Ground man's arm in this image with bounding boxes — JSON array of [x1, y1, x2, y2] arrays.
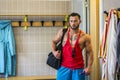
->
[[84, 34, 94, 75], [51, 29, 63, 59]]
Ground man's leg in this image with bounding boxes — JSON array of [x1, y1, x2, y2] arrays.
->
[[56, 66, 72, 80], [72, 68, 85, 80]]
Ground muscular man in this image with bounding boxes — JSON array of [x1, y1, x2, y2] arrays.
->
[[51, 12, 93, 80]]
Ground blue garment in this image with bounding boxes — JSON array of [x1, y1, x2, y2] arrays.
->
[[117, 21, 120, 68], [0, 20, 16, 77], [57, 66, 85, 80]]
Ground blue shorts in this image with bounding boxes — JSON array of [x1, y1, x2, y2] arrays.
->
[[56, 66, 85, 80]]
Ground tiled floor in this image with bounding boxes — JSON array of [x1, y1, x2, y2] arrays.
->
[[0, 76, 56, 80]]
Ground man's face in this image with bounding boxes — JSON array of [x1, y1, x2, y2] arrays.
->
[[69, 16, 81, 30]]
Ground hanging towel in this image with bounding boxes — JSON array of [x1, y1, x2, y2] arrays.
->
[[106, 9, 117, 80], [0, 20, 16, 77]]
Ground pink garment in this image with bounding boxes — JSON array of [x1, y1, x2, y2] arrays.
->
[[101, 17, 109, 80], [100, 21, 108, 58]]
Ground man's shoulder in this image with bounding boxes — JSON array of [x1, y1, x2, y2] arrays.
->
[[80, 30, 86, 37], [80, 31, 91, 40], [57, 28, 68, 38]]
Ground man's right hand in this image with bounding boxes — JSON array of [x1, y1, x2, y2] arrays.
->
[[53, 50, 61, 59]]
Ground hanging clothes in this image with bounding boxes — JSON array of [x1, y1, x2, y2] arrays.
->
[[101, 20, 108, 80], [100, 20, 108, 58], [116, 19, 120, 68], [105, 9, 118, 80], [0, 20, 16, 77], [100, 10, 111, 80]]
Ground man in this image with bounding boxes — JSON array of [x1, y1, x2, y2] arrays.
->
[[51, 12, 93, 80]]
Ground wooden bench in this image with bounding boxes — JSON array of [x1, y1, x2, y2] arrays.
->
[[0, 75, 56, 80]]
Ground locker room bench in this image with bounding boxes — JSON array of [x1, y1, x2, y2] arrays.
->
[[0, 75, 56, 80]]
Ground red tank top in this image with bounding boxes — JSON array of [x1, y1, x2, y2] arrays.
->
[[61, 29, 84, 69]]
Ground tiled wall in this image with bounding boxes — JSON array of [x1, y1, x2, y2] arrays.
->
[[14, 27, 62, 76], [0, 0, 71, 15], [103, 0, 120, 11], [0, 0, 71, 76]]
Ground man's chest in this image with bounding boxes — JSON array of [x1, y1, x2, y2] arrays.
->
[[62, 34, 86, 48]]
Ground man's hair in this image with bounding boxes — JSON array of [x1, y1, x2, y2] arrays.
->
[[68, 12, 81, 20]]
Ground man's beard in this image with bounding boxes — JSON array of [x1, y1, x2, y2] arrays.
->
[[70, 25, 79, 30]]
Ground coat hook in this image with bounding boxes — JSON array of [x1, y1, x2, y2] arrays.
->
[[30, 21, 33, 26], [52, 21, 55, 26], [41, 21, 44, 26], [24, 15, 28, 30], [19, 21, 21, 26]]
